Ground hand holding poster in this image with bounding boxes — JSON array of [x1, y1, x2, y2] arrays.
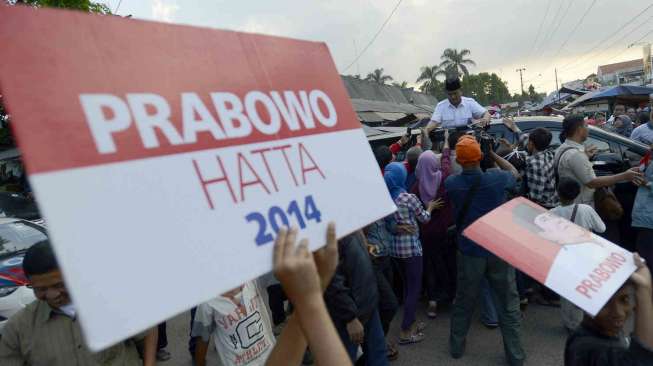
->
[[463, 197, 636, 317], [0, 6, 396, 350]]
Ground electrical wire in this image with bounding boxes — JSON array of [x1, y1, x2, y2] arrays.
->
[[539, 0, 574, 56], [558, 3, 653, 71], [342, 0, 403, 73], [114, 0, 123, 14], [528, 0, 554, 59], [561, 13, 653, 73], [533, 0, 565, 55], [552, 0, 598, 59]]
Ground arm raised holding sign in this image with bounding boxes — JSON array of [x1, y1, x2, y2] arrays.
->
[[266, 223, 352, 366]]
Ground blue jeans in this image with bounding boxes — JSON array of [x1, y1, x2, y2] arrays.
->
[[337, 310, 388, 366], [480, 279, 498, 325]]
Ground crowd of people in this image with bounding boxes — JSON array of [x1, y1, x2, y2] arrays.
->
[[1, 78, 653, 366]]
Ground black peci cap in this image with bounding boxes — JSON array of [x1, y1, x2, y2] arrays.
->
[[445, 77, 461, 92]]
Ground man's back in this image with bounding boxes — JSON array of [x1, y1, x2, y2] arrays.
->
[[445, 168, 516, 257]]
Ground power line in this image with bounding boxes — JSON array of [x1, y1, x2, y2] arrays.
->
[[534, 0, 565, 55], [114, 0, 124, 14], [552, 0, 598, 59], [539, 0, 574, 56], [561, 13, 653, 73], [602, 28, 653, 64], [558, 3, 653, 71], [528, 0, 554, 59], [342, 0, 404, 73]]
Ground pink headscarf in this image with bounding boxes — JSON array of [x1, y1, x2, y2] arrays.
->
[[416, 150, 442, 203]]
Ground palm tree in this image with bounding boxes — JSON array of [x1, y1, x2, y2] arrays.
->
[[416, 65, 446, 94], [392, 81, 409, 88], [439, 48, 476, 78], [365, 68, 393, 85]]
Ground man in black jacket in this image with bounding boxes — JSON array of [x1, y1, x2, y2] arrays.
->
[[325, 231, 388, 366]]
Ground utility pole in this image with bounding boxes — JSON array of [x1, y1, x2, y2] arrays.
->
[[555, 68, 560, 102], [516, 68, 526, 95]]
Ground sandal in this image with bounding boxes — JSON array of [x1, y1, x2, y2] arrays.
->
[[416, 321, 427, 332], [427, 302, 437, 318], [386, 343, 399, 361], [398, 332, 425, 345]]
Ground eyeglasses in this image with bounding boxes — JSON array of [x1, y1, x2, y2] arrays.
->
[[26, 282, 66, 295]]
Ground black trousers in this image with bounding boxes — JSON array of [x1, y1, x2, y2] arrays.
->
[[372, 255, 398, 336], [423, 233, 457, 303], [157, 322, 167, 349]]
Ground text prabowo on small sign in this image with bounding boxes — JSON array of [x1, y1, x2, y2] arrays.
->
[[0, 6, 395, 350]]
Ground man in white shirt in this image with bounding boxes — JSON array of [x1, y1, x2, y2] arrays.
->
[[425, 77, 490, 134]]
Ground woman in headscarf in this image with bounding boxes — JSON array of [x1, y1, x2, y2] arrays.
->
[[384, 162, 439, 345], [411, 130, 454, 319], [613, 115, 633, 137]]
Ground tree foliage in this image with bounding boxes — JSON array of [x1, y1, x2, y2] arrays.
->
[[13, 0, 111, 14], [365, 68, 393, 85], [460, 73, 511, 106], [416, 65, 446, 95], [440, 48, 476, 78], [392, 81, 408, 88]]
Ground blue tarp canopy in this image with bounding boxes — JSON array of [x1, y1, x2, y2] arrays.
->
[[565, 85, 653, 109]]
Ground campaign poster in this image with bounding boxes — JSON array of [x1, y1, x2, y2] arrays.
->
[[464, 197, 636, 317], [0, 6, 396, 350]]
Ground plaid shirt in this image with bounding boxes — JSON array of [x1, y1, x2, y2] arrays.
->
[[526, 148, 559, 208], [392, 192, 430, 258]]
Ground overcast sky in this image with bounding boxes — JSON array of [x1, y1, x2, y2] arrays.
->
[[102, 0, 653, 95]]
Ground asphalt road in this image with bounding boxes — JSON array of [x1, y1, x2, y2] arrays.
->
[[161, 300, 567, 366]]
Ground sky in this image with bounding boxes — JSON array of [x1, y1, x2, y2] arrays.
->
[[101, 0, 653, 95]]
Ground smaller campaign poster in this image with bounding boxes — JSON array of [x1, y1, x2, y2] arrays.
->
[[464, 197, 636, 317]]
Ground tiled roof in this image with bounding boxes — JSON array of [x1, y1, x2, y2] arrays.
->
[[598, 59, 645, 75]]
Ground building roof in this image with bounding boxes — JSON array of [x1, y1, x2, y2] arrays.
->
[[598, 59, 644, 75]]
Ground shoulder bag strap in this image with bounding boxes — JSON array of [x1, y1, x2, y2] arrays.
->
[[554, 147, 579, 186], [570, 204, 579, 223], [456, 174, 482, 230]]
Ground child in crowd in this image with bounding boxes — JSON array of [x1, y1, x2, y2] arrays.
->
[[564, 253, 653, 365], [192, 280, 276, 366], [550, 177, 606, 332]]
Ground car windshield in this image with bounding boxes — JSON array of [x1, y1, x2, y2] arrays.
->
[[0, 221, 47, 256]]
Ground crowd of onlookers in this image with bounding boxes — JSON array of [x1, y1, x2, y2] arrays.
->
[[1, 110, 653, 366]]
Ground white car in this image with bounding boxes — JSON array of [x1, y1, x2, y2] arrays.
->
[[0, 218, 47, 334]]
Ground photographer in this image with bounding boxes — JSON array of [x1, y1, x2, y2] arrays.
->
[[425, 77, 491, 134], [445, 135, 524, 365]]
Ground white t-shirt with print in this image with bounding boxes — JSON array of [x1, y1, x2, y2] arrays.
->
[[550, 204, 606, 233], [192, 280, 275, 366]]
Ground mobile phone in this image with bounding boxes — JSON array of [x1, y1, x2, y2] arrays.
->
[[406, 126, 412, 136]]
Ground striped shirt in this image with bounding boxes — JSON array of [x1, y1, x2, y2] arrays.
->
[[0, 300, 143, 366], [392, 192, 431, 258]]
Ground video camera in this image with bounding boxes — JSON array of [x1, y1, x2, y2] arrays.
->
[[429, 119, 496, 157]]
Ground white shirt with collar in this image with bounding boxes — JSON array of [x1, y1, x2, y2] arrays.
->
[[428, 96, 487, 129]]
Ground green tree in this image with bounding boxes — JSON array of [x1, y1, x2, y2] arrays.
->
[[460, 72, 511, 106], [527, 84, 543, 103], [13, 0, 111, 13], [416, 65, 446, 95], [392, 81, 408, 88], [365, 68, 393, 85], [439, 48, 476, 78]]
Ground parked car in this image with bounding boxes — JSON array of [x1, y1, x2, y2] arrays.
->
[[0, 218, 47, 334], [487, 116, 650, 251], [0, 192, 41, 221], [486, 116, 650, 174]]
